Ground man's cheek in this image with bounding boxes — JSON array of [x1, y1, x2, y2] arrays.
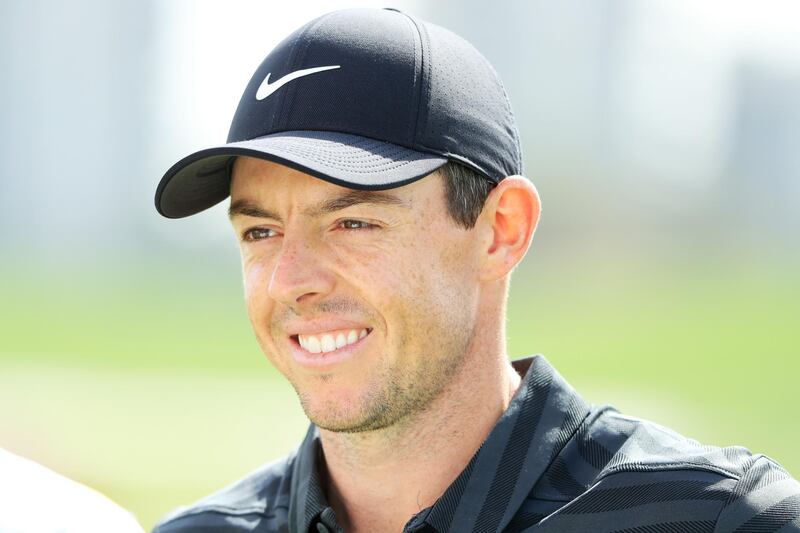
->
[[243, 261, 269, 302], [243, 263, 282, 362], [243, 262, 274, 332]]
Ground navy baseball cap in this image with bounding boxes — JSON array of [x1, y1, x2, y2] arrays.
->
[[155, 7, 522, 219]]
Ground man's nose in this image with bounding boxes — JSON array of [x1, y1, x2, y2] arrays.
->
[[267, 235, 335, 307]]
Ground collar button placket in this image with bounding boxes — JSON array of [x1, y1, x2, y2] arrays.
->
[[315, 506, 342, 533]]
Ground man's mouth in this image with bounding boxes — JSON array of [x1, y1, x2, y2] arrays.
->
[[293, 328, 372, 354]]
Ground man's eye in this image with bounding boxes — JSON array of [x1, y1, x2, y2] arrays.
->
[[242, 221, 375, 241], [243, 228, 277, 241], [339, 220, 376, 230]]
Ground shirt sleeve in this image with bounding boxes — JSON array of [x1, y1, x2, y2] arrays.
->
[[714, 455, 800, 532]]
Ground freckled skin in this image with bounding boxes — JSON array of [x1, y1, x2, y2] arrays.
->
[[230, 156, 483, 433]]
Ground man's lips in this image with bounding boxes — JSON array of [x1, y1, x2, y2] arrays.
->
[[293, 327, 372, 354], [285, 318, 372, 337], [288, 327, 373, 369]]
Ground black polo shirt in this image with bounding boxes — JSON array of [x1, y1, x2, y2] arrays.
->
[[153, 355, 800, 532]]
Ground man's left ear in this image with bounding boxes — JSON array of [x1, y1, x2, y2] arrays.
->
[[478, 175, 541, 281]]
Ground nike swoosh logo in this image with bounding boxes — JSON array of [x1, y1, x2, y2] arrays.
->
[[255, 65, 341, 101]]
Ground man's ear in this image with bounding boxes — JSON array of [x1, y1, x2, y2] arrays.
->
[[477, 176, 541, 282]]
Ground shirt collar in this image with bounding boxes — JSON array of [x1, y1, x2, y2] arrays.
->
[[287, 355, 590, 533], [288, 424, 331, 533]]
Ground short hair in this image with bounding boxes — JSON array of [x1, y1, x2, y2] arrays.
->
[[438, 160, 496, 229]]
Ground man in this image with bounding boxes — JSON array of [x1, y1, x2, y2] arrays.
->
[[0, 447, 145, 532], [152, 8, 800, 533]]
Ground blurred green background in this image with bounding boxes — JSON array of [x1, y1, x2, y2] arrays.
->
[[1, 0, 798, 530]]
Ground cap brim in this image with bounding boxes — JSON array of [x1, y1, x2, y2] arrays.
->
[[154, 130, 448, 219]]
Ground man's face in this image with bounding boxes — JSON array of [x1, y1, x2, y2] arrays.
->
[[229, 157, 483, 433]]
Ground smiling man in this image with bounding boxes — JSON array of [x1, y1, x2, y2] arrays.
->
[[152, 8, 800, 533], [227, 157, 527, 441]]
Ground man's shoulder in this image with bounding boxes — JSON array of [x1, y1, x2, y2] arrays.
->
[[598, 409, 800, 531], [592, 407, 765, 479], [524, 406, 800, 531], [152, 452, 295, 533]]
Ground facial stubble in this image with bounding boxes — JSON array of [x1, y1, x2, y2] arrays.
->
[[293, 316, 475, 434]]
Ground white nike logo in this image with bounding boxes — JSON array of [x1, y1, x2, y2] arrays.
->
[[255, 65, 341, 101]]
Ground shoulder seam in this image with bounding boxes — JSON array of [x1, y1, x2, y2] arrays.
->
[[709, 456, 770, 532], [597, 461, 742, 483]]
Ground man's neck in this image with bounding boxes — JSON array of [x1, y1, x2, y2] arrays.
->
[[318, 347, 522, 533]]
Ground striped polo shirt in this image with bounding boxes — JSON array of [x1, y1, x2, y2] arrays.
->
[[153, 355, 800, 533]]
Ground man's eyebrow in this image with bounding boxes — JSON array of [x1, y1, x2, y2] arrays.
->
[[228, 200, 283, 222], [304, 190, 410, 217], [228, 190, 410, 222]]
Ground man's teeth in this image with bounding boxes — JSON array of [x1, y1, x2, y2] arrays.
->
[[298, 329, 369, 354]]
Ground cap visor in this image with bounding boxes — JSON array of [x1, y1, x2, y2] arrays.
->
[[155, 130, 448, 218]]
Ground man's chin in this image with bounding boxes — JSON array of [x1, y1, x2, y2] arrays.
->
[[311, 414, 398, 434], [297, 392, 400, 434]]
